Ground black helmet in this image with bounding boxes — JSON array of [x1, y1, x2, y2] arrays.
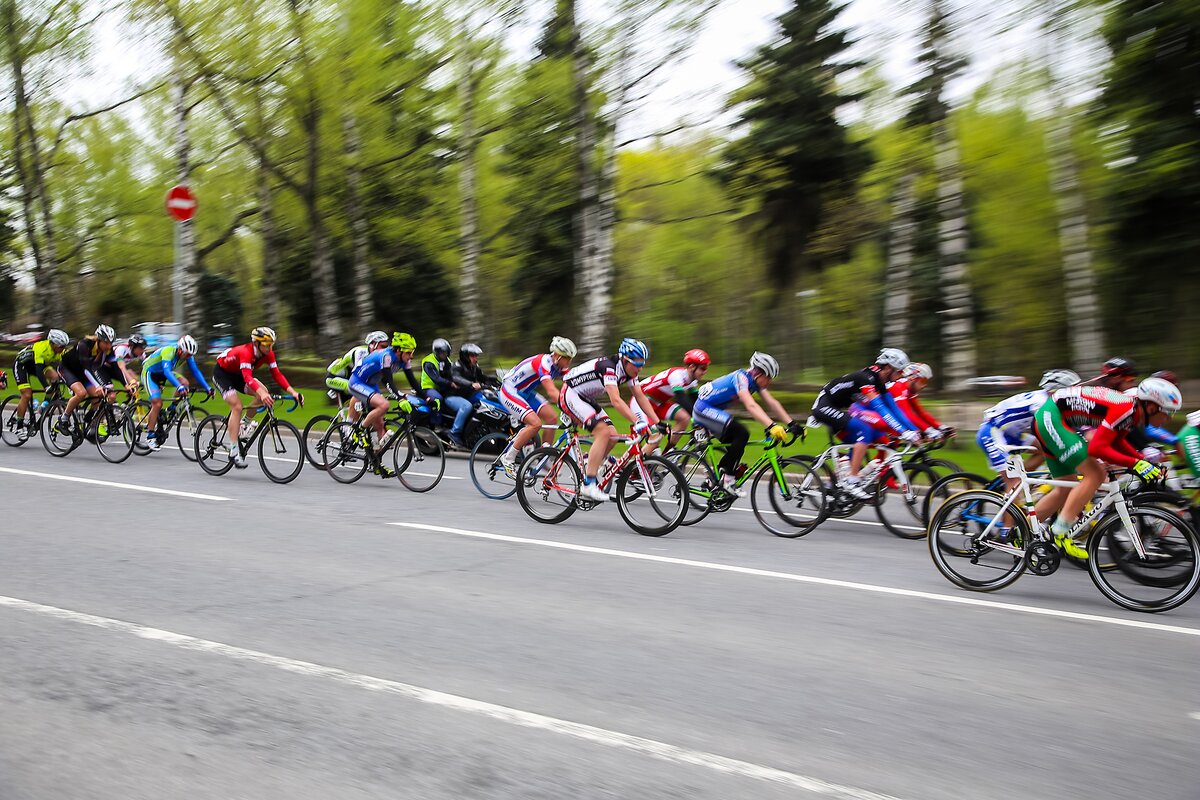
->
[[128, 333, 148, 348], [1102, 356, 1137, 377]]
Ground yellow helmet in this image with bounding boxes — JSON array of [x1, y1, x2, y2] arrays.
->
[[250, 326, 277, 347]]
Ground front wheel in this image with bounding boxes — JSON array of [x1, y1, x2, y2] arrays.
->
[[95, 404, 136, 464], [194, 414, 235, 476], [1, 395, 35, 447], [614, 455, 688, 536], [258, 419, 305, 483], [873, 463, 936, 539], [515, 446, 579, 524], [927, 489, 1028, 591], [1087, 505, 1200, 613], [322, 422, 369, 483], [175, 404, 207, 462], [302, 414, 337, 471], [662, 448, 716, 526], [40, 400, 76, 457], [750, 456, 827, 537], [395, 425, 445, 492], [469, 431, 517, 500]]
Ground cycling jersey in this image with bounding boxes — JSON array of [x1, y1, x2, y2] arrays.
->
[[14, 340, 63, 390], [563, 356, 632, 401], [812, 367, 916, 435], [1178, 420, 1200, 479], [112, 343, 144, 366], [348, 348, 401, 401], [503, 354, 561, 393], [641, 366, 697, 404], [1033, 386, 1143, 476], [977, 390, 1048, 470], [889, 378, 941, 431], [60, 336, 115, 387], [143, 345, 211, 393], [696, 369, 757, 409], [215, 343, 291, 393], [327, 346, 368, 378]]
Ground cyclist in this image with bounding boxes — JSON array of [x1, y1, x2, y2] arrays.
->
[[810, 348, 921, 499], [1127, 369, 1181, 461], [142, 335, 214, 450], [693, 352, 795, 495], [55, 324, 119, 435], [976, 369, 1080, 490], [346, 335, 412, 477], [420, 338, 455, 432], [1032, 376, 1182, 559], [447, 343, 500, 449], [1175, 410, 1200, 489], [391, 333, 422, 394], [213, 327, 303, 468], [639, 349, 709, 449], [561, 338, 664, 503], [11, 328, 70, 436], [1083, 356, 1138, 391], [497, 336, 577, 477], [888, 362, 952, 441], [326, 331, 390, 424], [105, 333, 148, 394]]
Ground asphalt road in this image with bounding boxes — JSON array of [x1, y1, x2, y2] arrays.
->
[[2, 437, 1198, 800]]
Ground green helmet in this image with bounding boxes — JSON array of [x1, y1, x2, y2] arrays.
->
[[392, 332, 416, 350]]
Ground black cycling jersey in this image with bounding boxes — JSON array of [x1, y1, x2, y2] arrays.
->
[[813, 368, 887, 410], [563, 356, 631, 400]]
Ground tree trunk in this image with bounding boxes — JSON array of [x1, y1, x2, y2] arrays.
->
[[591, 119, 617, 345], [882, 172, 918, 348], [934, 124, 975, 387], [457, 31, 484, 345], [171, 54, 200, 335], [257, 158, 279, 327], [1046, 111, 1103, 372], [303, 97, 341, 341], [343, 109, 372, 330], [571, 0, 606, 353]]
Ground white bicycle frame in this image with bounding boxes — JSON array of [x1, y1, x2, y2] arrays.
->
[[811, 440, 920, 500]]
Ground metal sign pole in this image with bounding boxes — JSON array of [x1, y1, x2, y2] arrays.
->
[[173, 222, 183, 324]]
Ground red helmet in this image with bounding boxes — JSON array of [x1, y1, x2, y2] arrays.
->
[[1151, 369, 1179, 387], [684, 349, 711, 367]]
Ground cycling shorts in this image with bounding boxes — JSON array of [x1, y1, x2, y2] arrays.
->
[[812, 403, 878, 444], [649, 398, 685, 423], [976, 425, 1031, 471], [835, 409, 890, 445], [60, 364, 99, 390], [692, 400, 732, 438], [325, 376, 351, 403], [213, 366, 247, 397], [13, 355, 49, 392], [1031, 398, 1088, 478], [500, 385, 545, 422], [559, 387, 611, 431], [348, 376, 379, 406]]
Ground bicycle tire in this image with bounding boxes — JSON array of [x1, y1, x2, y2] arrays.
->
[[874, 462, 936, 539], [40, 400, 76, 457], [614, 454, 688, 536], [927, 489, 1028, 591], [516, 446, 580, 524], [322, 422, 369, 483], [195, 414, 235, 476], [469, 432, 517, 500], [662, 448, 716, 526], [922, 472, 991, 527], [302, 414, 337, 471], [1087, 505, 1200, 612], [258, 419, 305, 484], [175, 404, 207, 462], [95, 403, 136, 464], [395, 425, 445, 493], [130, 400, 155, 456], [750, 455, 827, 538], [1, 395, 35, 447]]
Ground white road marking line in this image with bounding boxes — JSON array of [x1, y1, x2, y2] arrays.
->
[[392, 523, 1200, 639], [0, 465, 231, 502], [0, 596, 909, 800], [726, 505, 924, 532], [1190, 712, 1200, 721]]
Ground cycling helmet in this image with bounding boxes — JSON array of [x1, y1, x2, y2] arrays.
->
[[432, 338, 451, 358], [1039, 369, 1080, 392], [549, 336, 577, 358], [903, 362, 933, 381], [392, 332, 416, 350], [684, 349, 711, 367], [251, 326, 276, 347], [47, 329, 70, 347], [749, 351, 780, 379], [1102, 356, 1137, 377], [177, 335, 197, 356], [1150, 369, 1179, 387], [460, 342, 483, 358], [1188, 410, 1200, 429], [365, 330, 388, 347], [875, 347, 909, 369], [1136, 377, 1182, 413], [95, 324, 115, 342], [618, 338, 650, 364], [128, 333, 148, 348]]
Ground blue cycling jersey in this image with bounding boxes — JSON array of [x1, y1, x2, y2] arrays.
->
[[144, 345, 212, 392], [350, 348, 399, 388], [697, 369, 758, 409]]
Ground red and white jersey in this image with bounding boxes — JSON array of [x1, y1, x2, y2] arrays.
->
[[502, 353, 561, 394], [639, 366, 695, 405], [216, 342, 291, 393]]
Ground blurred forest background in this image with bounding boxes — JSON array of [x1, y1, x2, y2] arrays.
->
[[1, 0, 1196, 386]]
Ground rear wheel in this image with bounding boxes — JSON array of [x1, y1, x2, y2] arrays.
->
[[175, 404, 207, 462], [130, 400, 154, 456], [469, 432, 517, 500], [258, 419, 304, 483], [614, 455, 688, 536], [195, 414, 235, 476], [516, 446, 579, 524], [662, 449, 716, 526], [303, 414, 337, 470], [927, 490, 1027, 591], [922, 472, 991, 527], [1, 395, 35, 447]]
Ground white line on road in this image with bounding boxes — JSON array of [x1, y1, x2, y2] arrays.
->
[[0, 465, 231, 502], [392, 523, 1200, 639], [1190, 712, 1200, 721], [726, 505, 923, 532], [0, 595, 909, 800]]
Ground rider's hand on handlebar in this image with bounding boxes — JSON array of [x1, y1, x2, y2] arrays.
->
[[632, 421, 651, 437], [923, 426, 943, 441], [900, 429, 921, 445], [766, 423, 787, 443], [1131, 459, 1162, 482]]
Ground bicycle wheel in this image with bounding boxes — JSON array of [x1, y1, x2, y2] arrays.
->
[[750, 456, 827, 537], [194, 414, 235, 476], [469, 432, 517, 500], [927, 489, 1028, 591], [40, 401, 77, 457], [516, 446, 580, 524], [257, 419, 304, 484], [874, 463, 937, 539], [1, 395, 36, 447], [321, 422, 369, 483], [1088, 506, 1200, 612], [662, 449, 715, 526], [129, 400, 154, 456], [924, 457, 961, 475], [95, 404, 136, 464], [922, 472, 990, 527], [302, 414, 337, 471], [394, 425, 445, 492], [175, 404, 207, 462], [614, 455, 688, 536]]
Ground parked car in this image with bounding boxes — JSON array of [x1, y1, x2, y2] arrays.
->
[[130, 321, 183, 350], [960, 375, 1028, 397], [207, 336, 233, 356]]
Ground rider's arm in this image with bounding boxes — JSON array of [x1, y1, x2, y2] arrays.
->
[[604, 383, 656, 428], [757, 387, 792, 425], [1145, 424, 1179, 445], [894, 388, 940, 430], [163, 357, 185, 389], [539, 374, 561, 403], [450, 364, 475, 390], [402, 365, 421, 392], [186, 357, 212, 392], [1088, 425, 1141, 469], [265, 357, 292, 393], [672, 386, 697, 413], [737, 388, 775, 428], [867, 392, 919, 433], [629, 382, 660, 426]]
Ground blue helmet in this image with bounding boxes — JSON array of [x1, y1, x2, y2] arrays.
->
[[618, 338, 649, 364]]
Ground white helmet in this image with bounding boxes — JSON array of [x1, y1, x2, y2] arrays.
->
[[94, 324, 115, 342], [549, 336, 577, 358], [876, 348, 909, 369], [1187, 410, 1200, 429], [1136, 377, 1182, 413], [903, 362, 933, 381], [749, 351, 780, 379], [47, 329, 70, 347], [177, 335, 197, 356], [364, 330, 389, 347], [1039, 369, 1080, 392]]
